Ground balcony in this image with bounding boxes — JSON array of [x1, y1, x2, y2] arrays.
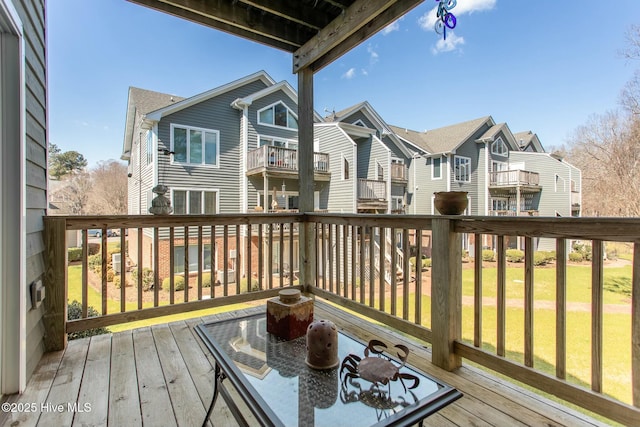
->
[[246, 146, 330, 181], [489, 170, 541, 194], [357, 178, 387, 211], [390, 163, 408, 183], [12, 214, 640, 426]]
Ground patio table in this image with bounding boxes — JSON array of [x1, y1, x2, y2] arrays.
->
[[195, 310, 462, 427]]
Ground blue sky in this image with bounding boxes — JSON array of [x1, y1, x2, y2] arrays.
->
[[48, 0, 640, 167]]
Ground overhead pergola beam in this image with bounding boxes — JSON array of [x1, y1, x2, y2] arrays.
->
[[130, 0, 314, 52], [293, 0, 424, 72]]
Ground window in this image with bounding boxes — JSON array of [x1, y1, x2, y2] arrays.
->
[[555, 174, 566, 192], [173, 189, 218, 214], [146, 131, 153, 165], [259, 136, 298, 150], [454, 156, 471, 182], [432, 157, 441, 179], [171, 124, 219, 166], [377, 161, 384, 180], [391, 196, 404, 212], [174, 244, 212, 274], [353, 119, 366, 127], [258, 102, 298, 129], [492, 198, 509, 211], [342, 156, 350, 180], [491, 137, 508, 156]]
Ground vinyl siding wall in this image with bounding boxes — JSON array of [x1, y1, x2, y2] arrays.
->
[[156, 80, 268, 215], [316, 124, 356, 213], [245, 89, 300, 209]]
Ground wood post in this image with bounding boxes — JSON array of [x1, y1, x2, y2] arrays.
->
[[43, 217, 68, 351], [298, 68, 316, 291], [431, 218, 462, 371]]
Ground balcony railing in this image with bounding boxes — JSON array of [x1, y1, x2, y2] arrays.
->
[[42, 214, 640, 425], [390, 163, 407, 182], [246, 146, 329, 174], [357, 178, 386, 200], [489, 169, 540, 186]]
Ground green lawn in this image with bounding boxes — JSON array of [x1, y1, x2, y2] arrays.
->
[[462, 264, 632, 304], [67, 265, 249, 333]]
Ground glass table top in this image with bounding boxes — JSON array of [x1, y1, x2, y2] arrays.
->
[[196, 312, 461, 427]]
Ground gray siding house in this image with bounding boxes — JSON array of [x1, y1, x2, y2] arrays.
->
[[1, 0, 48, 396], [122, 71, 330, 280]]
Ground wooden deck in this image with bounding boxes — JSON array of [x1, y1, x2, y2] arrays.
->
[[2, 301, 610, 427]]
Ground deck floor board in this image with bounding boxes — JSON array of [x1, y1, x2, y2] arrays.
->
[[1, 301, 609, 427]]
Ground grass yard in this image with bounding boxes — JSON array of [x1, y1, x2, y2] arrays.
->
[[67, 264, 250, 333], [462, 264, 633, 304]]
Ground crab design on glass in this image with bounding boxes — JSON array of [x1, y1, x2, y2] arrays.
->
[[340, 339, 420, 393]]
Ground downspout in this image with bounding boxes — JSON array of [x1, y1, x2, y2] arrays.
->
[[413, 154, 418, 215], [240, 105, 249, 277], [484, 142, 489, 215], [138, 132, 142, 215]]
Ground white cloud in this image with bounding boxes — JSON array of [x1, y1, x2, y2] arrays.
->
[[367, 45, 379, 64], [382, 19, 401, 35], [342, 68, 357, 79], [361, 69, 368, 76], [419, 0, 496, 30], [431, 32, 465, 54]]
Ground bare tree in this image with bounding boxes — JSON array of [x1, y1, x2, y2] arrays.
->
[[566, 111, 640, 216], [57, 172, 92, 215], [620, 25, 640, 116], [87, 160, 128, 215]]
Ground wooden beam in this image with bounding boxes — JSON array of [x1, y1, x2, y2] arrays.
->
[[293, 0, 424, 72], [431, 218, 462, 371], [298, 68, 316, 290], [239, 0, 330, 30], [43, 217, 68, 351], [128, 0, 307, 51]]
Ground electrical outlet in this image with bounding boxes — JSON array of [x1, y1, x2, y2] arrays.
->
[[30, 279, 45, 309]]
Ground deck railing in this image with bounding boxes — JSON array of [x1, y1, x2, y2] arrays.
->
[[43, 214, 640, 425], [489, 169, 540, 186], [357, 178, 386, 200], [390, 163, 407, 181], [246, 146, 330, 173]]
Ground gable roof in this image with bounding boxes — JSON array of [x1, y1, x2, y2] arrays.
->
[[122, 71, 277, 160], [122, 87, 185, 160], [478, 122, 520, 150], [144, 70, 276, 122], [390, 116, 494, 155], [514, 131, 545, 152]]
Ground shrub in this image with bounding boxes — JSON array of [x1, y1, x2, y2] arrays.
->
[[67, 300, 110, 340], [68, 247, 83, 262], [239, 277, 260, 293], [113, 276, 128, 289], [88, 243, 100, 255], [539, 251, 556, 262], [533, 252, 548, 266], [482, 250, 495, 262], [88, 253, 102, 273], [162, 275, 185, 291], [505, 249, 524, 263], [423, 258, 432, 268], [106, 268, 115, 282], [201, 272, 212, 288], [568, 252, 584, 262], [572, 242, 592, 261], [131, 267, 155, 291]]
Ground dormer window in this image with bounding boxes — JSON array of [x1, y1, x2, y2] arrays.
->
[[353, 119, 366, 127], [491, 137, 508, 156], [258, 101, 298, 130]]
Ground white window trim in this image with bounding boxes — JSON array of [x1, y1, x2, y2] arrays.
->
[[342, 154, 350, 180], [376, 160, 384, 181], [173, 242, 214, 274], [145, 130, 154, 167], [171, 187, 220, 214], [352, 119, 367, 127], [491, 137, 508, 156], [431, 156, 442, 180], [257, 135, 298, 149], [491, 160, 507, 172], [454, 155, 471, 182], [257, 101, 298, 130], [170, 123, 220, 168], [0, 0, 26, 394], [555, 174, 566, 192]]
